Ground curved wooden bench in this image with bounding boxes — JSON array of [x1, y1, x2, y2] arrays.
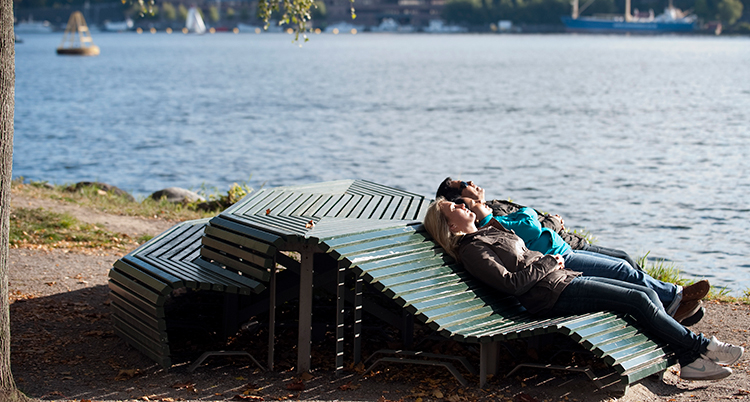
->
[[109, 218, 265, 368]]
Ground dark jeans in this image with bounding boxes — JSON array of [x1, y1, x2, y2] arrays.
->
[[546, 276, 708, 366], [580, 243, 642, 271]]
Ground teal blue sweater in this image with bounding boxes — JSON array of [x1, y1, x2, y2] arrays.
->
[[478, 207, 571, 255]]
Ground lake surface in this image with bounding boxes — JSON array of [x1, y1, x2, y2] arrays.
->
[[13, 32, 750, 294]]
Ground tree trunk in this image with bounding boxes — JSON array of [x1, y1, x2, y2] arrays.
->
[[0, 0, 24, 399]]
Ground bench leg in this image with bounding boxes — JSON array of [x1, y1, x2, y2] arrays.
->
[[480, 342, 498, 388], [268, 260, 277, 371], [335, 261, 346, 376], [297, 248, 314, 373]]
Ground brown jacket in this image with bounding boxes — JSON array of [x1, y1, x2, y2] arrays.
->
[[457, 219, 580, 314]]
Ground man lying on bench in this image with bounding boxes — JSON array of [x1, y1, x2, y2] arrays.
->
[[424, 197, 744, 381], [436, 177, 706, 326]]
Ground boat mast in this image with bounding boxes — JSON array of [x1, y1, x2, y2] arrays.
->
[[625, 0, 633, 21]]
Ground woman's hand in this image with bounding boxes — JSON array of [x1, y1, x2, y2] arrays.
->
[[552, 254, 565, 269]]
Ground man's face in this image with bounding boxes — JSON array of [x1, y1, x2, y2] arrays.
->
[[448, 180, 485, 202]]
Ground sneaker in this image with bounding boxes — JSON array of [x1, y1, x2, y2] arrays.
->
[[704, 336, 744, 365], [673, 300, 701, 322], [680, 357, 733, 380], [680, 306, 705, 326], [682, 280, 710, 302]]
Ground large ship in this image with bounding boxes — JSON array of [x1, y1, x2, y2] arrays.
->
[[561, 0, 698, 33]]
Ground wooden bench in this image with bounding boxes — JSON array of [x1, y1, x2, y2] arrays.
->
[[109, 218, 265, 368], [110, 179, 676, 395]]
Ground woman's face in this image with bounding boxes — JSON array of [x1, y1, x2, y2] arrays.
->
[[439, 200, 475, 232], [462, 197, 492, 216], [448, 180, 485, 201]]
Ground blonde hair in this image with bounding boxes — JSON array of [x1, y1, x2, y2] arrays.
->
[[424, 197, 463, 260]]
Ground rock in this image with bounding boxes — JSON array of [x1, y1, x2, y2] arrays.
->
[[66, 181, 136, 202], [150, 187, 205, 204]]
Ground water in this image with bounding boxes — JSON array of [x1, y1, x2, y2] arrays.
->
[[13, 32, 750, 294]]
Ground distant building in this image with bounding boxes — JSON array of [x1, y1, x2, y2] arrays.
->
[[323, 0, 445, 28]]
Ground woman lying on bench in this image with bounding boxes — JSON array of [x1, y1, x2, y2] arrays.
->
[[424, 197, 744, 381], [436, 178, 706, 326]]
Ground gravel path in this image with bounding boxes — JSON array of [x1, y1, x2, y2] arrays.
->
[[9, 192, 750, 402]]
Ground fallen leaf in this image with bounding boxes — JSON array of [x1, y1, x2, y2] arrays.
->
[[285, 380, 305, 391], [338, 382, 361, 391], [300, 372, 314, 381], [233, 395, 264, 401], [115, 369, 141, 380], [265, 209, 271, 215], [432, 389, 444, 398]]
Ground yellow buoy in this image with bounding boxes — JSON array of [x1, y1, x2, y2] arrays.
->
[[56, 11, 100, 56]]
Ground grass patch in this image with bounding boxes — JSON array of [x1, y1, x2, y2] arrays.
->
[[638, 253, 749, 304], [10, 207, 137, 250], [11, 178, 253, 221]]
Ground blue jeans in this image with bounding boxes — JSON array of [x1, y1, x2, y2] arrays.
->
[[580, 243, 641, 271], [547, 276, 708, 365], [562, 250, 678, 309]]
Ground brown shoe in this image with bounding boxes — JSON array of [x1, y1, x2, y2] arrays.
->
[[682, 280, 710, 302], [674, 300, 702, 322], [680, 306, 705, 326]]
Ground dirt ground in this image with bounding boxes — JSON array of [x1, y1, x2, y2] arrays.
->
[[9, 193, 750, 402]]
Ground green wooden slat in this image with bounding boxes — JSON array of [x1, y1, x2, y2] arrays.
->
[[201, 236, 274, 269], [568, 316, 626, 342], [112, 315, 170, 354], [200, 247, 271, 282], [300, 194, 335, 217], [375, 266, 456, 290], [605, 342, 661, 366], [279, 193, 316, 216], [594, 333, 650, 358], [363, 256, 447, 282], [405, 291, 478, 315], [613, 347, 671, 374], [383, 272, 466, 299], [209, 215, 284, 246], [397, 281, 472, 307], [619, 355, 676, 384], [113, 259, 178, 292], [204, 225, 277, 256], [111, 303, 166, 342], [193, 257, 266, 294], [380, 197, 402, 220], [336, 194, 362, 218], [109, 269, 168, 303], [357, 195, 385, 219], [111, 297, 165, 330], [583, 326, 640, 353], [109, 287, 163, 318], [112, 326, 171, 368], [342, 237, 433, 263], [323, 194, 354, 217], [554, 312, 618, 335], [236, 189, 289, 216], [348, 194, 373, 219], [322, 224, 420, 250], [265, 192, 305, 216], [429, 305, 495, 331]]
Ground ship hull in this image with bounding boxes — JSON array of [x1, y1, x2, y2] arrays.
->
[[561, 16, 696, 33]]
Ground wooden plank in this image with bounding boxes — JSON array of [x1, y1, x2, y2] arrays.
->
[[322, 225, 421, 250], [362, 257, 447, 283], [112, 315, 170, 354], [110, 297, 165, 330], [420, 299, 490, 323], [192, 257, 266, 294], [201, 236, 274, 269], [208, 216, 284, 246], [109, 269, 168, 303], [110, 303, 166, 342], [205, 225, 276, 256], [200, 247, 271, 282], [113, 259, 178, 293], [583, 326, 640, 353], [108, 280, 164, 318], [593, 333, 650, 358], [342, 237, 433, 263], [375, 266, 456, 290], [298, 194, 333, 217], [357, 195, 385, 219], [348, 194, 373, 219], [112, 326, 171, 368]]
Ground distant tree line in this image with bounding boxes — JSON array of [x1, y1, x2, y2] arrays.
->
[[442, 0, 746, 27]]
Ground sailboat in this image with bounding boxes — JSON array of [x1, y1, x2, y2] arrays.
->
[[56, 11, 100, 56], [185, 7, 207, 34]]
